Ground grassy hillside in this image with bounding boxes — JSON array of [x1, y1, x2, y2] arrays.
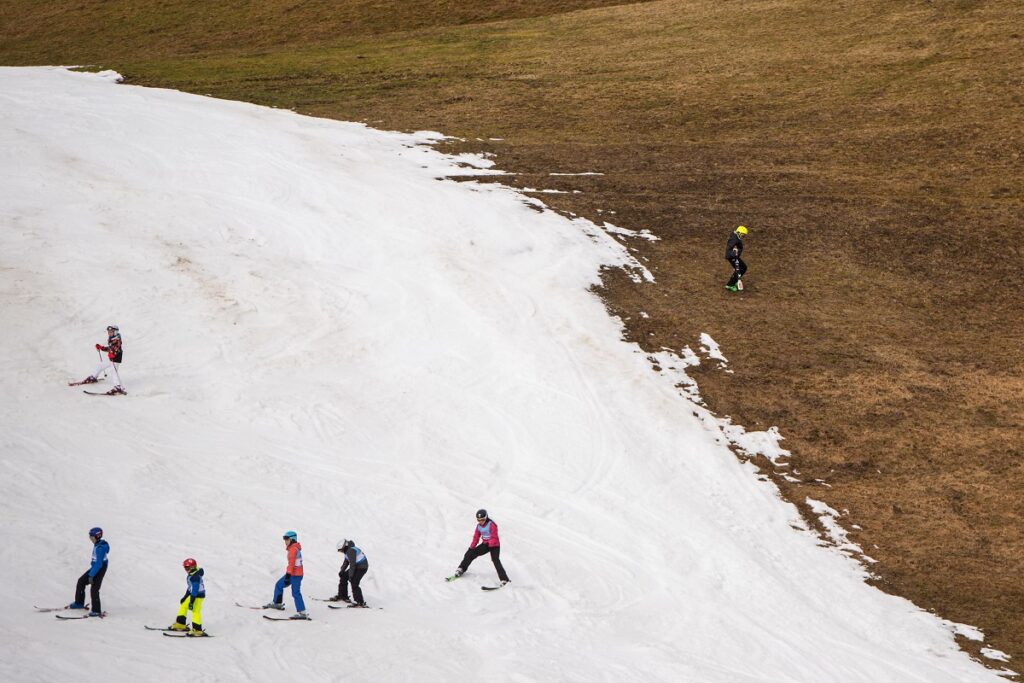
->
[[3, 0, 1022, 667]]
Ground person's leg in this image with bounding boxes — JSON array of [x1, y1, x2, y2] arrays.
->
[[190, 597, 204, 631], [272, 574, 289, 604], [92, 360, 111, 380], [458, 545, 490, 573], [727, 258, 742, 287], [351, 565, 367, 604], [290, 575, 305, 612], [73, 571, 90, 607], [336, 570, 351, 601], [489, 547, 510, 582], [89, 564, 106, 613], [738, 259, 747, 278]]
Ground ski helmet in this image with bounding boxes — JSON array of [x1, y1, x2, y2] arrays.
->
[[106, 325, 119, 332], [283, 530, 298, 541], [735, 225, 749, 236], [337, 539, 353, 551], [88, 527, 103, 539], [183, 558, 197, 571], [476, 509, 488, 521]]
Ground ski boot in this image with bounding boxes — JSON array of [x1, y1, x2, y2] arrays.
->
[[190, 624, 209, 637], [500, 579, 510, 587], [347, 602, 368, 609], [289, 611, 310, 620], [725, 284, 739, 292], [82, 376, 99, 384], [107, 386, 127, 396], [67, 602, 87, 610], [262, 602, 285, 610], [170, 616, 188, 631], [88, 611, 103, 618], [327, 595, 351, 603]]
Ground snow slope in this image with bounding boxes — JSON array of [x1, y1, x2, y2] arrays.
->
[[0, 67, 1005, 682]]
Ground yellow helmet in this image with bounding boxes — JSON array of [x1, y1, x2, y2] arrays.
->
[[735, 225, 749, 235]]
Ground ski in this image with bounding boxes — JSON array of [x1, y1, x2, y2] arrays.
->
[[84, 389, 126, 396], [163, 632, 213, 638], [68, 380, 98, 387], [313, 597, 349, 603], [481, 584, 508, 591], [263, 615, 311, 621], [56, 612, 105, 620], [234, 602, 271, 610], [445, 575, 461, 582], [144, 625, 179, 631], [35, 605, 87, 613], [327, 603, 381, 610]]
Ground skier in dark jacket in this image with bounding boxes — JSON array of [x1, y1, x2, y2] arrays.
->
[[329, 539, 369, 607], [74, 325, 126, 394], [725, 225, 749, 292], [69, 527, 109, 616], [450, 509, 510, 585]]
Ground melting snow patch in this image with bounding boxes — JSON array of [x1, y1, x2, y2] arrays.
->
[[806, 498, 866, 554], [699, 333, 729, 367], [602, 222, 660, 241], [982, 649, 1012, 663]]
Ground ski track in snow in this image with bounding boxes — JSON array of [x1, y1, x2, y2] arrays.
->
[[0, 67, 1007, 682]]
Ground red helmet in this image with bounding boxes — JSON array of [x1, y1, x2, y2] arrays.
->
[[183, 558, 197, 571]]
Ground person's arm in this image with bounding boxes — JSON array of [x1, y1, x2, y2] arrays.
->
[[88, 542, 108, 577], [490, 522, 500, 546], [470, 527, 481, 548], [345, 548, 358, 578], [286, 544, 297, 575]]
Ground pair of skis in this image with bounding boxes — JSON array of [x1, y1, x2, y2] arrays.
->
[[444, 575, 507, 591], [35, 604, 104, 620], [234, 602, 311, 621], [144, 625, 212, 638], [67, 379, 126, 396]]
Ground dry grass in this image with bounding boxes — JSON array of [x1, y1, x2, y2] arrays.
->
[[3, 0, 1023, 667]]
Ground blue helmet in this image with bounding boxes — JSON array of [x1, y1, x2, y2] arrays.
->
[[282, 530, 297, 540], [89, 527, 103, 539]]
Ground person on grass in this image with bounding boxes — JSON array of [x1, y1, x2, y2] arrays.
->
[[725, 225, 749, 292]]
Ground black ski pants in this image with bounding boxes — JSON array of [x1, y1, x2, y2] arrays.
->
[[459, 544, 509, 582], [726, 256, 747, 286], [75, 563, 107, 613], [338, 564, 369, 604]]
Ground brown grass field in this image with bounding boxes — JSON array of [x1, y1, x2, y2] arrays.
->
[[3, 0, 1022, 668]]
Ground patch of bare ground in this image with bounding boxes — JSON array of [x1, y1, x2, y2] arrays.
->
[[3, 0, 1022, 668]]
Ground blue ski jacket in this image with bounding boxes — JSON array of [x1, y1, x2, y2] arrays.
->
[[89, 539, 110, 577], [184, 568, 206, 599]]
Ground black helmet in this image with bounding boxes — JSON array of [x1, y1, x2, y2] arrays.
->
[[476, 509, 488, 521]]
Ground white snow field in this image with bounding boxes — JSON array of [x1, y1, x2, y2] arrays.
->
[[0, 67, 1006, 682]]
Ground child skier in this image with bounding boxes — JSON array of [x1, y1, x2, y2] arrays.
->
[[73, 325, 126, 394], [449, 509, 510, 585], [169, 558, 208, 636], [264, 531, 308, 619], [68, 527, 109, 617], [725, 225, 749, 292], [329, 539, 369, 607]]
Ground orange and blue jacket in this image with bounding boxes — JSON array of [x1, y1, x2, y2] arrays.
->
[[286, 541, 304, 576]]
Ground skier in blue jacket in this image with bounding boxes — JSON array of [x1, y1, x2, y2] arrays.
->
[[69, 527, 109, 616]]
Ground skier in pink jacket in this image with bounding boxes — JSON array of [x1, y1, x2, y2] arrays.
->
[[449, 509, 509, 585]]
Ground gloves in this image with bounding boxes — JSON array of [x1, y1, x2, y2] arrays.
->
[[95, 344, 103, 350], [107, 352, 114, 360]]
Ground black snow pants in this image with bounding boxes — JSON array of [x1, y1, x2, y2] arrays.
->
[[338, 564, 369, 604], [726, 256, 747, 287], [459, 544, 509, 582], [75, 563, 107, 613]]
